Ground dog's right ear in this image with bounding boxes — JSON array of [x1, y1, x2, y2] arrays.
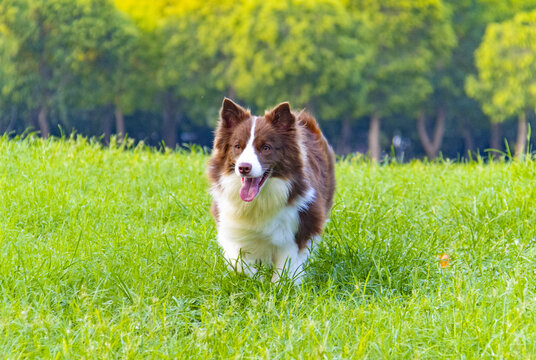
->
[[220, 98, 249, 128]]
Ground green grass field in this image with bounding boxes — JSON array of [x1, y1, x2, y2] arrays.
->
[[1, 136, 535, 358]]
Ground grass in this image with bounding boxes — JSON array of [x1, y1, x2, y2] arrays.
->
[[0, 135, 535, 358]]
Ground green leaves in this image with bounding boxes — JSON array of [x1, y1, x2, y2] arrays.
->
[[67, 0, 142, 112], [156, 1, 229, 121], [356, 0, 456, 118], [225, 0, 365, 119], [0, 0, 534, 157], [0, 0, 143, 136], [466, 10, 536, 122]]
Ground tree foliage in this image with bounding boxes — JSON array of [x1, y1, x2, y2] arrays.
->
[[352, 0, 455, 118], [0, 0, 534, 158], [466, 10, 536, 157], [223, 0, 367, 121], [467, 10, 536, 121], [348, 0, 456, 160], [0, 0, 141, 138], [0, 0, 79, 136]]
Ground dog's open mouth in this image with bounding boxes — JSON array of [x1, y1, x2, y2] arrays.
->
[[240, 169, 271, 202]]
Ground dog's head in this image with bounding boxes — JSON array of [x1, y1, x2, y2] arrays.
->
[[209, 98, 302, 202]]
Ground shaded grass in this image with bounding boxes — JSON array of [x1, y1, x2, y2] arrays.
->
[[0, 136, 535, 358]]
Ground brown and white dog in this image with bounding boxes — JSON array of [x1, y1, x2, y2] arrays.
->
[[208, 98, 335, 283]]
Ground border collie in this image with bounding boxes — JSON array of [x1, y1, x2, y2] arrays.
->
[[208, 98, 335, 283]]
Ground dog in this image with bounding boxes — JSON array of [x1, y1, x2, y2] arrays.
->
[[208, 98, 335, 283]]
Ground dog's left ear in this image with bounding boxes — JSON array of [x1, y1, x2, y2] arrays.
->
[[267, 102, 295, 130]]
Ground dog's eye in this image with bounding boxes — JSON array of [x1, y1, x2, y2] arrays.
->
[[262, 144, 271, 152], [234, 144, 241, 149]]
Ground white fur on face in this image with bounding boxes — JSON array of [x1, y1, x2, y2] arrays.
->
[[234, 117, 263, 177]]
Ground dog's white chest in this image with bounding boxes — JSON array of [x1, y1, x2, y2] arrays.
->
[[213, 176, 295, 260], [213, 175, 315, 268], [212, 176, 315, 267]]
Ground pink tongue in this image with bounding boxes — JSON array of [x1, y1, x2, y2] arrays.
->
[[240, 177, 262, 202]]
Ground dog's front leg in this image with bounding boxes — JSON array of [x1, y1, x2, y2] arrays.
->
[[272, 243, 309, 284], [218, 228, 259, 277]]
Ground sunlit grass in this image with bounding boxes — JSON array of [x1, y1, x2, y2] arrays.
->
[[1, 136, 535, 358]]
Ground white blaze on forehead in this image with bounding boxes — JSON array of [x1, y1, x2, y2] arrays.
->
[[235, 116, 263, 177]]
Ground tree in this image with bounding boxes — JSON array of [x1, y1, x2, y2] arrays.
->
[[0, 19, 18, 133], [67, 0, 142, 142], [114, 0, 233, 148], [0, 0, 68, 137], [349, 0, 456, 161], [224, 0, 368, 127], [0, 0, 138, 139], [466, 10, 536, 158], [436, 0, 536, 157], [156, 2, 233, 148]]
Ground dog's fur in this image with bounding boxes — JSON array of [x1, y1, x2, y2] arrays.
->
[[208, 98, 335, 283]]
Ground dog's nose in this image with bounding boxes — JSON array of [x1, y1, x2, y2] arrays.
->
[[238, 163, 252, 175]]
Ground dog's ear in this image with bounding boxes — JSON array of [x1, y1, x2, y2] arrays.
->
[[220, 98, 249, 128], [267, 102, 295, 130]]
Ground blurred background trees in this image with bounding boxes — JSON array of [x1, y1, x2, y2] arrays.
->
[[467, 10, 536, 158], [0, 0, 535, 159]]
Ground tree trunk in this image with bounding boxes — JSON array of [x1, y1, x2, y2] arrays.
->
[[5, 106, 17, 134], [490, 121, 501, 152], [461, 121, 475, 159], [114, 106, 125, 141], [37, 106, 50, 139], [102, 109, 113, 145], [162, 98, 178, 148], [368, 113, 381, 162], [29, 109, 38, 132], [514, 112, 527, 159], [416, 108, 446, 159], [337, 118, 352, 155]]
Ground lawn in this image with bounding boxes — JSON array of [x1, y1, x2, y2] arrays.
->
[[0, 136, 535, 358]]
